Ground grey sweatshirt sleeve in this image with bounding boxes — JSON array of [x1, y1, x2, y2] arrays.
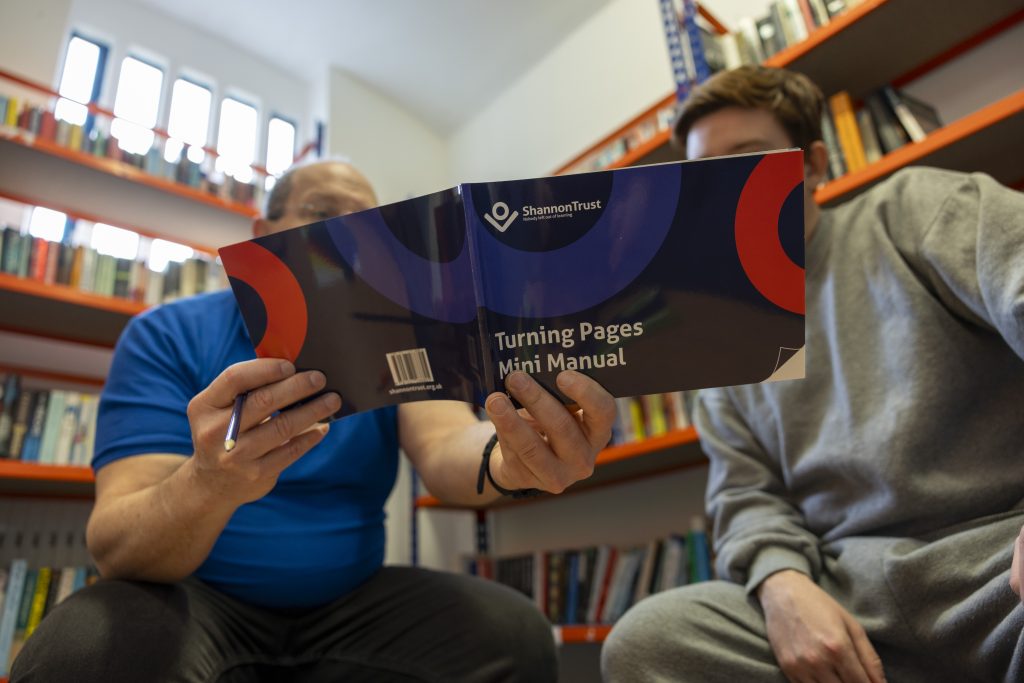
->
[[696, 389, 822, 593], [884, 169, 1024, 360]]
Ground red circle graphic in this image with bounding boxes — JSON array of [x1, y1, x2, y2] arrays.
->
[[734, 153, 805, 315]]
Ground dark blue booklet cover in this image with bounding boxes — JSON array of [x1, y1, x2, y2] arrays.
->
[[219, 150, 806, 417]]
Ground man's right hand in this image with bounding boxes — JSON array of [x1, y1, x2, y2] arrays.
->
[[186, 358, 341, 506], [757, 569, 887, 683]]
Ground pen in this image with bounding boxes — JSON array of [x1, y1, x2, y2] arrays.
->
[[224, 392, 247, 452]]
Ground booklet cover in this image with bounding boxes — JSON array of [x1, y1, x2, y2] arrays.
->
[[219, 150, 806, 417]]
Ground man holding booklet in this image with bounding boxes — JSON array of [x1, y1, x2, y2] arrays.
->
[[12, 161, 618, 682], [602, 65, 1024, 683]]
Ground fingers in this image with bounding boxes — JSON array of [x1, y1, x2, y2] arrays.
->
[[231, 392, 341, 460], [556, 370, 616, 451], [506, 372, 590, 464], [238, 370, 328, 431], [844, 617, 885, 683], [260, 422, 330, 473], [200, 358, 295, 408]]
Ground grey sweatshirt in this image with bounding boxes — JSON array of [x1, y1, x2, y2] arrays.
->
[[695, 167, 1024, 600]]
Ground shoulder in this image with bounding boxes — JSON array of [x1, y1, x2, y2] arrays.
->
[[124, 290, 239, 344]]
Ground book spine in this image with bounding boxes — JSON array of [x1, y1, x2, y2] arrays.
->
[[882, 86, 927, 142], [0, 559, 27, 676], [459, 184, 496, 400]]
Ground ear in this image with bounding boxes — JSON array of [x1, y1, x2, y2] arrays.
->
[[805, 141, 829, 189], [253, 218, 272, 238]]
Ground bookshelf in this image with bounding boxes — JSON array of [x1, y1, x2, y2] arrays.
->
[[414, 1, 1024, 653], [555, 0, 1024, 200], [416, 427, 703, 511]]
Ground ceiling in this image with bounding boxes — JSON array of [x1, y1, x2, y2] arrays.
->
[[131, 0, 620, 135]]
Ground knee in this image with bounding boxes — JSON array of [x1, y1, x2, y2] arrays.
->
[[10, 579, 188, 683], [463, 577, 558, 681], [602, 582, 739, 682]]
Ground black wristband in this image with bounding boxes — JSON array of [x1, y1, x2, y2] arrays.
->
[[476, 433, 542, 499]]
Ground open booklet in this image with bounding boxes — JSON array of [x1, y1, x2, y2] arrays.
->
[[219, 150, 806, 417]]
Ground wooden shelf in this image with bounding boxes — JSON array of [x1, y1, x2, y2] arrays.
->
[[416, 427, 703, 511], [558, 0, 1023, 180], [815, 89, 1024, 204], [0, 362, 105, 388], [0, 127, 258, 219], [0, 187, 218, 257], [766, 0, 1023, 99], [0, 271, 144, 347], [555, 624, 612, 644], [0, 460, 94, 498]]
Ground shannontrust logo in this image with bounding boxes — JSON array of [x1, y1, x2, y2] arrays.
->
[[484, 201, 519, 232]]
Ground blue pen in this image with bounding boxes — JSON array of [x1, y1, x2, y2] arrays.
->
[[224, 392, 247, 452]]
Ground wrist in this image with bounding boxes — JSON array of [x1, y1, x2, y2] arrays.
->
[[756, 568, 811, 602], [476, 435, 541, 499]]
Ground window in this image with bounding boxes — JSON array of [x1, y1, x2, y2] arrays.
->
[[265, 115, 296, 181], [147, 238, 193, 272], [28, 207, 70, 242], [164, 78, 212, 164], [110, 56, 164, 155], [54, 34, 107, 128], [90, 223, 139, 260], [215, 97, 258, 183]]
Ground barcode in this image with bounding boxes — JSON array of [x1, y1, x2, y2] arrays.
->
[[386, 348, 435, 386]]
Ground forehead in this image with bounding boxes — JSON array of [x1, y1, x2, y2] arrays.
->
[[685, 106, 793, 159], [290, 163, 374, 201]]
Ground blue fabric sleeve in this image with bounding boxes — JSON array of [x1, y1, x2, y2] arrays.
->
[[93, 309, 199, 470]]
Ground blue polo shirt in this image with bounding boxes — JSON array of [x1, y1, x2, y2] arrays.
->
[[94, 290, 399, 609]]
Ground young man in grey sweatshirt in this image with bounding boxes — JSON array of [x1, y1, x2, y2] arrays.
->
[[602, 65, 1024, 683]]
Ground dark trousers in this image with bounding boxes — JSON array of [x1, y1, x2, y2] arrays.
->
[[11, 566, 557, 683]]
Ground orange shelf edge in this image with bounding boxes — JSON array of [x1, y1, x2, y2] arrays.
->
[[0, 271, 148, 316], [0, 127, 259, 219], [0, 362, 105, 387], [556, 624, 613, 643], [0, 460, 94, 483], [763, 0, 888, 69], [415, 426, 700, 509], [0, 187, 218, 257], [814, 89, 1024, 204]]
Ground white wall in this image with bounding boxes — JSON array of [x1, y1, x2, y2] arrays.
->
[[65, 0, 311, 167], [327, 68, 452, 204], [447, 0, 675, 182], [0, 0, 73, 104]]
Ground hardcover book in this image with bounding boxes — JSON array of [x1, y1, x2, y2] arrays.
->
[[219, 150, 806, 417]]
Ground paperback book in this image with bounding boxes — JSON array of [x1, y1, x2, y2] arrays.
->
[[219, 150, 806, 417]]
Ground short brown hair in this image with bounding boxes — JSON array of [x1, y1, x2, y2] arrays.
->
[[673, 65, 824, 153]]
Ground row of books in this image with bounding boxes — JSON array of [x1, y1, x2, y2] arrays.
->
[[821, 86, 942, 181], [714, 0, 862, 70], [0, 375, 98, 467], [561, 0, 866, 175], [0, 559, 99, 676], [465, 527, 713, 625], [0, 225, 228, 304], [610, 392, 692, 446], [0, 94, 264, 209]]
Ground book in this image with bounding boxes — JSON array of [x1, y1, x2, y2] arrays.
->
[[864, 91, 910, 154], [220, 152, 807, 417], [828, 92, 867, 173], [7, 567, 37, 667], [881, 86, 942, 143], [0, 559, 28, 677]]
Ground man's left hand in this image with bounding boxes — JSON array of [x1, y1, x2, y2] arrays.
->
[[485, 370, 615, 494]]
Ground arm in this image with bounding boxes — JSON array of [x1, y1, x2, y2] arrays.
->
[[890, 169, 1024, 358], [87, 313, 339, 581], [697, 391, 885, 683], [696, 389, 822, 591], [400, 369, 615, 506]]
